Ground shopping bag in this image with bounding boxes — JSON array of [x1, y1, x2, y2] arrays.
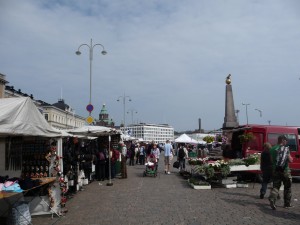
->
[[173, 161, 180, 169]]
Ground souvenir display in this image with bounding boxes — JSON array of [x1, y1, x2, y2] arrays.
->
[[21, 139, 50, 178]]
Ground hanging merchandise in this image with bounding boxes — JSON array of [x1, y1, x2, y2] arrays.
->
[[5, 137, 23, 171], [58, 174, 68, 214], [21, 138, 50, 178], [46, 139, 64, 215]]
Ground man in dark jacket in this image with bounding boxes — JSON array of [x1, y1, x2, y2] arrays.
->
[[260, 142, 273, 199]]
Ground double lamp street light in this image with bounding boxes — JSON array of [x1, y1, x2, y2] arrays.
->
[[117, 93, 131, 127], [76, 39, 115, 187], [76, 39, 107, 122]]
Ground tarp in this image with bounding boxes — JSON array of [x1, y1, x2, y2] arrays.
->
[[68, 125, 120, 137], [175, 133, 205, 144], [0, 97, 61, 137]]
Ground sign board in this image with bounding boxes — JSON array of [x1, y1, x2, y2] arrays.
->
[[86, 116, 94, 124], [86, 104, 94, 113]]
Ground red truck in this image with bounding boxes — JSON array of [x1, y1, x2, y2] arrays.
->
[[228, 124, 300, 177]]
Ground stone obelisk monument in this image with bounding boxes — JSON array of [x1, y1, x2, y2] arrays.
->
[[222, 74, 239, 129]]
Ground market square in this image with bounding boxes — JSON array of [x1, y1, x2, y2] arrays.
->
[[1, 1, 300, 225], [30, 158, 300, 225]]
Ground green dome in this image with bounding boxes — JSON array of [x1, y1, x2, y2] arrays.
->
[[100, 104, 108, 115]]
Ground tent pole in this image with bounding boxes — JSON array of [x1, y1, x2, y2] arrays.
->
[[107, 135, 113, 186]]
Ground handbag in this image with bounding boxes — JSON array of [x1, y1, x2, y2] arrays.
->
[[173, 161, 180, 169]]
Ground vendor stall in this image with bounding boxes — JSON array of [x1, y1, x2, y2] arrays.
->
[[175, 133, 206, 157], [68, 126, 121, 184], [0, 97, 64, 223]]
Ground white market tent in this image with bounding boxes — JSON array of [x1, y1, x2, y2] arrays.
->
[[175, 133, 204, 144], [0, 97, 62, 178], [0, 97, 61, 137], [68, 125, 120, 137]]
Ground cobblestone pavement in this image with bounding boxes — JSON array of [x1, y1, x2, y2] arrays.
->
[[32, 158, 300, 225]]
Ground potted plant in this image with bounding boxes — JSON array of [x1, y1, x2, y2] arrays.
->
[[203, 135, 215, 143], [205, 166, 215, 180], [188, 177, 211, 190], [243, 153, 260, 166], [220, 164, 231, 178], [238, 132, 255, 144]]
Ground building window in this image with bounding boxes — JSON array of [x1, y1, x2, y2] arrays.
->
[[44, 114, 48, 121]]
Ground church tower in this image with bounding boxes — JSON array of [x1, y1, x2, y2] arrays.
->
[[97, 104, 114, 127]]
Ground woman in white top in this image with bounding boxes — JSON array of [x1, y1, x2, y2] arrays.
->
[[151, 144, 160, 163]]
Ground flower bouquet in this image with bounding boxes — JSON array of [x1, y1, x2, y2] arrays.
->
[[188, 157, 208, 165]]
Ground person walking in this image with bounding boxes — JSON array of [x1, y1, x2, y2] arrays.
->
[[139, 144, 145, 165], [135, 144, 140, 165], [268, 135, 293, 210], [120, 142, 127, 179], [129, 142, 135, 166], [164, 140, 173, 174], [97, 150, 106, 181], [259, 142, 273, 199], [177, 145, 186, 171], [108, 148, 119, 179]]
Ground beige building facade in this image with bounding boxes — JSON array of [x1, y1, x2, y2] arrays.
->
[[41, 104, 85, 130]]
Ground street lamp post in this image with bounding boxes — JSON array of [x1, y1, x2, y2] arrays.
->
[[235, 109, 240, 122], [76, 39, 107, 118], [242, 103, 250, 125], [117, 93, 131, 127], [255, 108, 262, 117], [127, 109, 138, 124]]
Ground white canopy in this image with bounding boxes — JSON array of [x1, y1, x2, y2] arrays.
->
[[68, 125, 120, 137], [175, 133, 205, 144], [52, 128, 73, 137], [0, 97, 61, 137], [121, 133, 139, 141]]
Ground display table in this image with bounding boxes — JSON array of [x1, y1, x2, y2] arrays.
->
[[0, 192, 24, 217], [24, 177, 59, 218], [230, 164, 260, 172], [0, 177, 58, 224]]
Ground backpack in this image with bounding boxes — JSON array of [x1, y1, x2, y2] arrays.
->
[[275, 146, 289, 172], [178, 148, 185, 159], [99, 152, 105, 161]]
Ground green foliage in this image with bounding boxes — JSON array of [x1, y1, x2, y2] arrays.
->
[[205, 166, 215, 179], [238, 132, 255, 143], [227, 159, 246, 166], [243, 153, 260, 166], [203, 135, 215, 143], [220, 164, 231, 178], [189, 178, 210, 186], [193, 164, 215, 179], [193, 164, 206, 174]]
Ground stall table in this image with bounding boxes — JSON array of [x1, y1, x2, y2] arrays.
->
[[0, 177, 58, 225]]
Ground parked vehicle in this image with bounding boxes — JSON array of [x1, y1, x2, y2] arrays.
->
[[228, 124, 300, 176]]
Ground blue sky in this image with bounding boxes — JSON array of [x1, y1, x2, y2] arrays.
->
[[1, 0, 300, 131]]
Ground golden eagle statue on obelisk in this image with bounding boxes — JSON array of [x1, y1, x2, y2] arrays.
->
[[223, 74, 238, 129]]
